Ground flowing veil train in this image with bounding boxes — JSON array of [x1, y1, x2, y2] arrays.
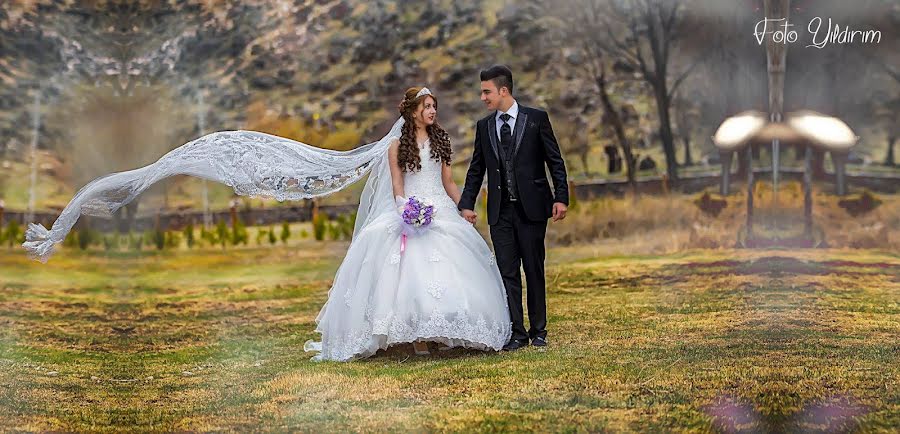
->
[[22, 117, 404, 263]]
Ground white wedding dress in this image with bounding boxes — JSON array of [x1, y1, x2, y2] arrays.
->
[[304, 139, 512, 361]]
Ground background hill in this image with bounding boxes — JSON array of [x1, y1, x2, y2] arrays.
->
[[1, 0, 896, 214]]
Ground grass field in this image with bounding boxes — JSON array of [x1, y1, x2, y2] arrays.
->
[[0, 242, 897, 432]]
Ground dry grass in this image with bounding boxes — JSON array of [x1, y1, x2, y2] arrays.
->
[[548, 182, 900, 253], [0, 240, 897, 432]]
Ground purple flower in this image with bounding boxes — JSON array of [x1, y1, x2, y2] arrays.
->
[[401, 196, 435, 228]]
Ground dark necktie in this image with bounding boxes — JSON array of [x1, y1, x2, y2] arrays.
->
[[499, 113, 512, 157]]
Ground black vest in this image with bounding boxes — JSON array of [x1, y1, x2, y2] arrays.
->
[[498, 118, 519, 202]]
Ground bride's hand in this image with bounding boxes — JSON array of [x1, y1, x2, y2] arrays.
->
[[460, 209, 477, 224], [395, 195, 407, 214]]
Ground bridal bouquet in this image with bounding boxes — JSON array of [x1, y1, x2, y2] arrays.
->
[[396, 196, 435, 253], [401, 196, 435, 229]]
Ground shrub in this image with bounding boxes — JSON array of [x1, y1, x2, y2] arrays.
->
[[216, 220, 229, 249], [694, 191, 727, 217], [79, 228, 97, 250], [327, 221, 342, 240], [165, 231, 182, 249], [280, 221, 291, 244], [153, 228, 166, 250], [337, 213, 355, 239], [5, 220, 21, 248], [312, 213, 328, 241], [200, 225, 216, 247], [838, 190, 882, 217], [143, 230, 155, 248], [128, 231, 143, 251], [103, 234, 116, 251], [256, 228, 268, 245], [231, 217, 248, 246], [268, 226, 277, 245], [184, 222, 195, 248]]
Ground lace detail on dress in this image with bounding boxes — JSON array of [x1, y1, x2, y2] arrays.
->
[[389, 253, 401, 265], [312, 307, 511, 361], [343, 287, 353, 307], [428, 249, 441, 262], [426, 282, 446, 299], [198, 131, 377, 201]]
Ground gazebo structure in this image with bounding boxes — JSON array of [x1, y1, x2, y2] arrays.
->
[[712, 111, 858, 242], [710, 0, 858, 245]]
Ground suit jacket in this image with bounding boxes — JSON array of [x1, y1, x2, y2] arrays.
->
[[458, 105, 569, 225]]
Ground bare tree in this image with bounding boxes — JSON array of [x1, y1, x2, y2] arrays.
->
[[672, 92, 700, 166], [580, 0, 703, 183], [540, 1, 661, 193]]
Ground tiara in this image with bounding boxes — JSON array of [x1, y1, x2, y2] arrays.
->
[[416, 87, 432, 98]]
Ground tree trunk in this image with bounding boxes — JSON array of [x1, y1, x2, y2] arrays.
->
[[596, 73, 637, 194], [580, 148, 591, 178], [683, 136, 693, 166], [654, 86, 679, 183], [886, 136, 896, 166], [597, 72, 638, 197]]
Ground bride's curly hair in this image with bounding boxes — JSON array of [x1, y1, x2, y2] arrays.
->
[[397, 87, 452, 173]]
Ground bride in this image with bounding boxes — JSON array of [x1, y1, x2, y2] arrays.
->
[[303, 87, 511, 361], [22, 86, 512, 362]]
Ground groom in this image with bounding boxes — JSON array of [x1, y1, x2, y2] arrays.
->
[[458, 65, 569, 351]]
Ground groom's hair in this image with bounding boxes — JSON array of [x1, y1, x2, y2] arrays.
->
[[480, 65, 514, 95]]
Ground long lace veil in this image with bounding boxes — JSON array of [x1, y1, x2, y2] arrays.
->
[[22, 117, 405, 263]]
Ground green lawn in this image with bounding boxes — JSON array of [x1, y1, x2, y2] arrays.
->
[[0, 243, 897, 432]]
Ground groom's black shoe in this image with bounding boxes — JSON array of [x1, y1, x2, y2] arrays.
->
[[502, 339, 529, 351], [531, 336, 547, 347]]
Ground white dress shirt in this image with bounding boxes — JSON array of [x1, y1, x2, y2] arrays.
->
[[495, 100, 519, 142]]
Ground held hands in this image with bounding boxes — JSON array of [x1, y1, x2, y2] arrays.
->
[[552, 202, 568, 222], [460, 209, 477, 225]]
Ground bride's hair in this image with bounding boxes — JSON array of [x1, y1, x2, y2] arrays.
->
[[397, 87, 452, 173]]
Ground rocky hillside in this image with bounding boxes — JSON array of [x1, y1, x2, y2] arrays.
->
[[0, 0, 611, 211], [1, 0, 896, 212], [1, 0, 577, 148]]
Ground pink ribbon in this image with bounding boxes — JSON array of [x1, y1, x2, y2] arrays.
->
[[400, 233, 407, 254]]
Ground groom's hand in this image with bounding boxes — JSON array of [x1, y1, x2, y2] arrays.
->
[[460, 209, 477, 225], [552, 202, 567, 222]]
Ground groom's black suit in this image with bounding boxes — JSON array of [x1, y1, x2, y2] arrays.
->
[[458, 103, 568, 342]]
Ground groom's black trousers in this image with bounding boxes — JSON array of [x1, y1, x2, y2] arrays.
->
[[490, 195, 548, 342]]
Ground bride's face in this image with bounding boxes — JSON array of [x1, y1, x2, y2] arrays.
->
[[415, 96, 437, 127]]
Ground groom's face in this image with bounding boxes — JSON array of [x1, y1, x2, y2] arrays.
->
[[480, 80, 503, 111]]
